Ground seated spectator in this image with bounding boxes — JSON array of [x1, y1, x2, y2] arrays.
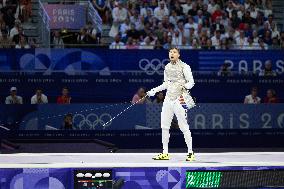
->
[[125, 37, 139, 49], [0, 29, 14, 48], [92, 0, 110, 24], [235, 30, 248, 49], [12, 26, 26, 44], [85, 21, 100, 44], [258, 38, 268, 50], [15, 35, 30, 48], [52, 30, 64, 48], [109, 1, 127, 37], [9, 19, 21, 39], [31, 88, 48, 104], [57, 87, 71, 104], [181, 0, 192, 15], [132, 87, 151, 104], [244, 36, 259, 50], [5, 87, 23, 104], [19, 0, 32, 22], [211, 30, 224, 49], [119, 18, 131, 39], [244, 87, 261, 104], [263, 89, 279, 103], [139, 36, 155, 49], [270, 37, 280, 49], [203, 38, 215, 50], [126, 23, 140, 40], [77, 28, 91, 44], [153, 92, 165, 104], [61, 113, 73, 130], [154, 1, 169, 21], [217, 63, 232, 76], [259, 60, 277, 76], [109, 34, 125, 49]]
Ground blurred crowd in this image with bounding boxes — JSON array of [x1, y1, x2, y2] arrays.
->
[[0, 0, 35, 48], [91, 0, 284, 50]]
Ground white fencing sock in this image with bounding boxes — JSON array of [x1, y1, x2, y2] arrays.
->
[[162, 128, 170, 154], [182, 129, 193, 153]]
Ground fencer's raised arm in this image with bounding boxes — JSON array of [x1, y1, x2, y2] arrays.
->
[[147, 70, 168, 96], [183, 64, 195, 90]]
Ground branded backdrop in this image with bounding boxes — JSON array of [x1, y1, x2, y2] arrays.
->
[[0, 49, 283, 74], [0, 104, 283, 131], [43, 5, 86, 29]]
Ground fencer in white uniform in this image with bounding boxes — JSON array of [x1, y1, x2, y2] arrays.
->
[[147, 47, 195, 161]]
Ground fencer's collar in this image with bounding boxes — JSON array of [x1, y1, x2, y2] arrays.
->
[[170, 59, 181, 65]]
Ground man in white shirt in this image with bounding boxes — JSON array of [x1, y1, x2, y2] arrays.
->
[[184, 16, 198, 39], [109, 34, 125, 49], [9, 20, 21, 39], [181, 0, 192, 15], [5, 87, 23, 104], [211, 30, 225, 49], [139, 36, 155, 49], [31, 89, 48, 104], [154, 1, 169, 21], [109, 1, 128, 37], [235, 30, 248, 49], [244, 87, 261, 104]]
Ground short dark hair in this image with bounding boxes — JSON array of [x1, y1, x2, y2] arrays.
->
[[169, 47, 180, 53], [251, 87, 258, 92]]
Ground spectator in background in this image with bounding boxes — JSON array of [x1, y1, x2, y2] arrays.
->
[[125, 37, 139, 49], [258, 38, 268, 50], [244, 87, 261, 104], [15, 35, 30, 48], [61, 113, 73, 130], [19, 0, 32, 22], [109, 34, 125, 49], [52, 30, 64, 48], [132, 87, 151, 104], [5, 87, 23, 104], [85, 21, 100, 44], [126, 23, 140, 40], [3, 7, 15, 29], [244, 36, 260, 50], [31, 88, 48, 104], [12, 26, 26, 44], [270, 37, 280, 49], [203, 38, 215, 50], [181, 0, 192, 15], [92, 0, 110, 24], [153, 92, 164, 104], [259, 60, 277, 76], [211, 30, 224, 49], [0, 29, 13, 48], [217, 62, 232, 76], [264, 89, 279, 103], [57, 87, 71, 104], [139, 36, 155, 49], [109, 1, 127, 37], [119, 18, 131, 39], [154, 1, 169, 21], [235, 30, 247, 49], [9, 19, 21, 39], [77, 28, 91, 44]]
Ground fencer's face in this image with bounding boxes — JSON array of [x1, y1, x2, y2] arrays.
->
[[169, 49, 180, 62]]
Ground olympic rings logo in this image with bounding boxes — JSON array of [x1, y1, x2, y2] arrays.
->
[[73, 113, 112, 130], [139, 58, 168, 75]]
